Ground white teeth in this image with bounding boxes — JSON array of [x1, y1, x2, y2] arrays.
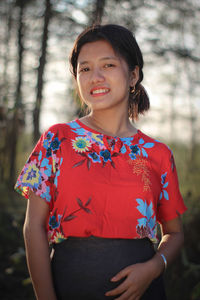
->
[[92, 89, 109, 94]]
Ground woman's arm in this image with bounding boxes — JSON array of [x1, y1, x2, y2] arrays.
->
[[148, 216, 184, 278], [105, 216, 184, 299], [23, 191, 57, 300]]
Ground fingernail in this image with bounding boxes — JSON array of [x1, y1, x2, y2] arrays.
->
[[111, 277, 117, 281]]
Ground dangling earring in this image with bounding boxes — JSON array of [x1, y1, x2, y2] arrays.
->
[[130, 86, 135, 93]]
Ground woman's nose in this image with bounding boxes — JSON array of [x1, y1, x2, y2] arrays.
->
[[90, 68, 105, 83]]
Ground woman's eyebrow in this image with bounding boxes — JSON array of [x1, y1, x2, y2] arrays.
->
[[100, 56, 119, 61], [78, 56, 119, 66], [78, 61, 89, 66]]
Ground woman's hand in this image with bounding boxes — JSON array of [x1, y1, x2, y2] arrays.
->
[[105, 260, 158, 300], [105, 216, 184, 300]]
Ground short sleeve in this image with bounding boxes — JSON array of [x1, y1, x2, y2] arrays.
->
[[14, 127, 61, 206], [157, 147, 187, 223]]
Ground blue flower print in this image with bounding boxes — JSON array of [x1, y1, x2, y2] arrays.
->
[[41, 186, 51, 203], [54, 170, 60, 187], [69, 121, 87, 136], [129, 145, 140, 160], [68, 120, 81, 129], [120, 144, 127, 154], [41, 158, 52, 177], [46, 147, 52, 158], [128, 139, 154, 160], [43, 131, 54, 149], [120, 137, 134, 146], [161, 172, 167, 184], [26, 169, 37, 181], [54, 157, 63, 187], [100, 150, 112, 162], [20, 161, 42, 190], [138, 138, 154, 158], [160, 172, 169, 200], [38, 150, 42, 161], [46, 131, 54, 141], [130, 145, 140, 154], [136, 198, 156, 240], [50, 137, 61, 151], [43, 139, 50, 150], [49, 214, 62, 229], [88, 152, 101, 163]]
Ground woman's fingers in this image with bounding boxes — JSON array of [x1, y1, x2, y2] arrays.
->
[[106, 262, 153, 299], [111, 265, 132, 282], [106, 266, 134, 296], [114, 288, 138, 300]]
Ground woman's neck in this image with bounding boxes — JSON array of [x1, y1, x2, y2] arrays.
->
[[80, 110, 137, 138]]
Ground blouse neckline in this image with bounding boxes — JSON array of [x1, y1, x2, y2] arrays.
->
[[75, 119, 141, 140]]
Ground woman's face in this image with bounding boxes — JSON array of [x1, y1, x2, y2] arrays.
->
[[76, 40, 139, 113]]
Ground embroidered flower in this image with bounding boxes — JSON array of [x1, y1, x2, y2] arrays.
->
[[49, 214, 62, 229], [43, 131, 54, 149], [46, 147, 52, 158], [130, 145, 140, 154], [88, 152, 101, 163], [100, 149, 112, 162], [160, 172, 169, 200], [53, 232, 67, 243], [50, 137, 61, 151], [41, 158, 52, 177], [129, 139, 154, 160], [72, 137, 91, 152], [161, 173, 166, 183], [26, 168, 36, 181], [43, 139, 50, 150], [38, 150, 42, 161], [46, 131, 54, 141], [129, 145, 140, 160], [90, 133, 104, 146], [20, 161, 42, 189], [138, 138, 154, 157], [136, 198, 156, 240], [40, 185, 51, 202]]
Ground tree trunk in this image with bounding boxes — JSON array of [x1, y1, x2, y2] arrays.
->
[[90, 0, 106, 25], [9, 0, 25, 185], [33, 0, 52, 143], [0, 1, 13, 182], [2, 1, 13, 104]]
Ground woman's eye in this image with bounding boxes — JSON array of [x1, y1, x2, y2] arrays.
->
[[80, 67, 90, 72], [104, 63, 115, 68]]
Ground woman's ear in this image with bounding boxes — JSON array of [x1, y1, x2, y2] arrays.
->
[[130, 65, 139, 87]]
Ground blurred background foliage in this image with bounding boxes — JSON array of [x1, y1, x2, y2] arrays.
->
[[0, 0, 200, 299]]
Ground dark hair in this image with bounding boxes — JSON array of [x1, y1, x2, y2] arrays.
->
[[69, 24, 150, 120]]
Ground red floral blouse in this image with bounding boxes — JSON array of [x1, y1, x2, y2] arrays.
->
[[15, 119, 187, 244]]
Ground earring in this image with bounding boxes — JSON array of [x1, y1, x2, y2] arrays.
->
[[130, 86, 135, 93]]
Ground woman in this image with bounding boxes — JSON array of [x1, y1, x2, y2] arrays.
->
[[15, 24, 187, 300]]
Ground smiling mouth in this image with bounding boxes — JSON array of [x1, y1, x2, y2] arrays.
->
[[90, 88, 110, 96]]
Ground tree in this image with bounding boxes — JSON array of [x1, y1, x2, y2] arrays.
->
[[33, 0, 52, 143], [90, 0, 106, 25], [9, 0, 26, 185]]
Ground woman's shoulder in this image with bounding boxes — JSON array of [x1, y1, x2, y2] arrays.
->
[[138, 130, 172, 156], [43, 120, 78, 137]]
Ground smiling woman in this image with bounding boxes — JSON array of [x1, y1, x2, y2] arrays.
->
[[76, 39, 136, 114], [15, 24, 187, 300]]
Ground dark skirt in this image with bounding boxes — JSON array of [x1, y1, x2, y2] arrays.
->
[[51, 236, 167, 300]]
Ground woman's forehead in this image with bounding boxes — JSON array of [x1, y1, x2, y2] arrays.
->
[[77, 40, 120, 64]]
